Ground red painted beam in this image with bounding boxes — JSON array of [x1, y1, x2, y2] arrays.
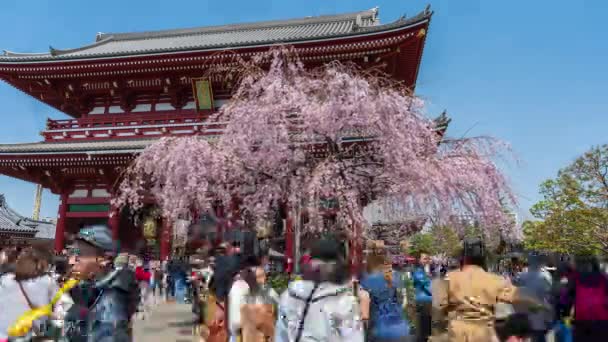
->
[[66, 197, 111, 205], [65, 211, 109, 218]]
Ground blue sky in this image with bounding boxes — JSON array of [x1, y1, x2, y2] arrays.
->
[[0, 0, 606, 220]]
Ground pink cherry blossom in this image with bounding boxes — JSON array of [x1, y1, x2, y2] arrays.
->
[[114, 48, 516, 242]]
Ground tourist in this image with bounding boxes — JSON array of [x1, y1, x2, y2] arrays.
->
[[165, 257, 176, 300], [432, 238, 546, 341], [214, 242, 241, 301], [228, 255, 258, 341], [0, 246, 64, 340], [274, 238, 364, 342], [203, 245, 239, 342], [516, 254, 553, 342], [412, 250, 432, 342], [151, 261, 164, 304], [63, 225, 139, 342], [359, 249, 411, 342], [171, 255, 189, 304], [135, 260, 153, 320], [559, 255, 608, 340], [229, 256, 279, 342]]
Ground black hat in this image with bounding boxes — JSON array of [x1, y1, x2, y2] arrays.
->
[[463, 237, 484, 258], [310, 238, 341, 262], [76, 225, 115, 253]]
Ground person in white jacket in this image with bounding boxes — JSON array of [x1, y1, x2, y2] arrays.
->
[[228, 256, 280, 342], [228, 256, 276, 341], [274, 239, 364, 342]]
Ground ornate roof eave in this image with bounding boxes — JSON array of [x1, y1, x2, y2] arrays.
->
[[0, 6, 431, 64], [0, 194, 50, 234], [433, 110, 451, 137], [98, 8, 380, 42]]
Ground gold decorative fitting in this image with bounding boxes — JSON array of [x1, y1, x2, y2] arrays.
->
[[143, 216, 157, 239], [417, 29, 426, 38]]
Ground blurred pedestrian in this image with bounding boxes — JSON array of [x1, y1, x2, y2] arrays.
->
[[0, 246, 66, 340], [432, 238, 546, 342], [560, 255, 608, 341], [135, 260, 152, 320], [64, 225, 139, 342], [275, 238, 364, 342], [412, 251, 433, 342], [516, 255, 553, 342], [359, 249, 411, 342]]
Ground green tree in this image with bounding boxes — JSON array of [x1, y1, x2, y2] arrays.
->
[[524, 145, 608, 255], [408, 232, 436, 256], [431, 225, 462, 258]]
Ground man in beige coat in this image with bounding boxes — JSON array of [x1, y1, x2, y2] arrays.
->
[[432, 238, 543, 342]]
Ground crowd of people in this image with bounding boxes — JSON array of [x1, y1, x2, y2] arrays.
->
[[192, 238, 608, 342], [2, 225, 608, 341], [0, 225, 200, 342]]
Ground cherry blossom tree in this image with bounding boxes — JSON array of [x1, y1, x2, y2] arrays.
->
[[114, 49, 516, 242]]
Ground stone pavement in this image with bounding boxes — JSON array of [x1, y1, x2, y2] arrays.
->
[[132, 302, 197, 342]]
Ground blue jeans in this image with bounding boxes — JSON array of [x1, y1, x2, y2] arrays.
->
[[175, 278, 187, 304]]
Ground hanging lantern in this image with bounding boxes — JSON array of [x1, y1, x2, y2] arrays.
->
[[400, 240, 409, 254], [142, 216, 157, 240], [256, 219, 272, 238]]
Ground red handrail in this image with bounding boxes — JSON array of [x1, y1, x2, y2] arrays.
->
[[46, 111, 216, 131]]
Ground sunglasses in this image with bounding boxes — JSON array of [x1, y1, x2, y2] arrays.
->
[[67, 244, 102, 259], [67, 247, 81, 257]]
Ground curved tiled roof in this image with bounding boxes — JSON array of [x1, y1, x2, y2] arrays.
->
[[0, 194, 55, 237], [0, 139, 158, 154], [0, 6, 432, 62]]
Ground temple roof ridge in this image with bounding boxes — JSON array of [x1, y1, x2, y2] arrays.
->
[[49, 36, 114, 56], [95, 8, 380, 42], [0, 5, 431, 62], [2, 49, 52, 57]]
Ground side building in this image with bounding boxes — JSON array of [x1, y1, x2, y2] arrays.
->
[[0, 195, 56, 249]]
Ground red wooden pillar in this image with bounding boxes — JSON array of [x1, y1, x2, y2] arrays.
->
[[350, 222, 363, 275], [160, 218, 172, 261], [215, 205, 224, 245], [109, 206, 121, 253], [54, 191, 69, 253], [285, 207, 294, 273]]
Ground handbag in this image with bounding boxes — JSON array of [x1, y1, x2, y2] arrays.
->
[[15, 281, 46, 341], [207, 301, 228, 342], [8, 279, 79, 339]]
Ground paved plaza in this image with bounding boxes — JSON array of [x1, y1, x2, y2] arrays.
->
[[133, 303, 197, 342]]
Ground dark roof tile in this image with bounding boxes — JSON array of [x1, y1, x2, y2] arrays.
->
[[0, 7, 432, 62], [0, 195, 55, 236]]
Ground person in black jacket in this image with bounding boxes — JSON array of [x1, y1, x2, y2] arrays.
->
[[65, 225, 139, 342]]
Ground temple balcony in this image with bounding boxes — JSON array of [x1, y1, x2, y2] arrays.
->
[[42, 111, 225, 141]]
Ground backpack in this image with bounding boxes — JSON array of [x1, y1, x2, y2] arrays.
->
[[362, 274, 409, 339], [574, 275, 608, 321]]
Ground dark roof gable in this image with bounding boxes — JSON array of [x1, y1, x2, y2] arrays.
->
[[95, 8, 380, 42], [0, 6, 432, 62], [0, 194, 55, 236]]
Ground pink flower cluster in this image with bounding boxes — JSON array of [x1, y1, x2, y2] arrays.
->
[[114, 49, 516, 241]]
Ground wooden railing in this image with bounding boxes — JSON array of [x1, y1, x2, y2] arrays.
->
[[45, 111, 215, 131], [42, 111, 225, 141]]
